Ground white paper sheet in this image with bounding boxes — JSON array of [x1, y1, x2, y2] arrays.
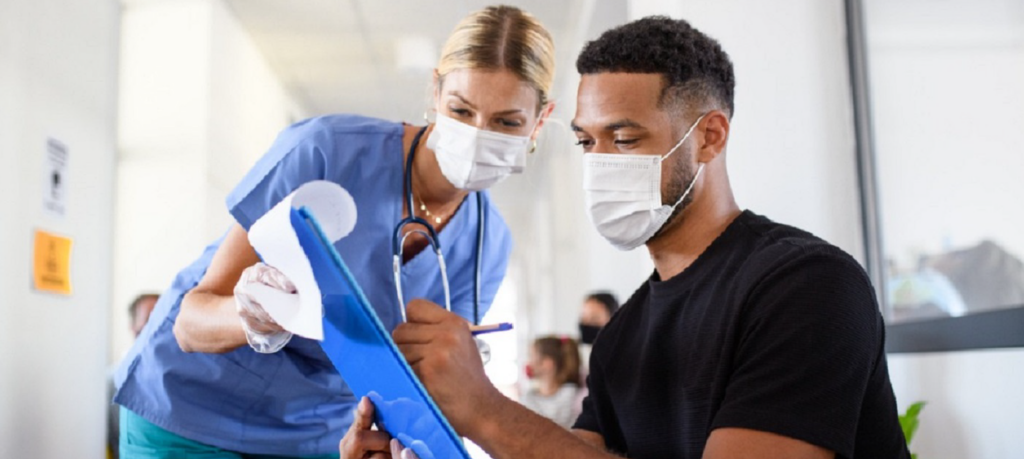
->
[[247, 180, 358, 340]]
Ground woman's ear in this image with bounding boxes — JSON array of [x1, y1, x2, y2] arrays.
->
[[532, 101, 556, 142], [431, 69, 442, 111]]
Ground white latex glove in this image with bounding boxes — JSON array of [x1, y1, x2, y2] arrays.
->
[[234, 262, 296, 353]]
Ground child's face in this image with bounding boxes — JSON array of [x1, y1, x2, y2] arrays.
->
[[527, 345, 555, 380]]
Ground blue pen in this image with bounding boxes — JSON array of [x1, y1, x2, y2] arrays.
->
[[469, 322, 514, 336]]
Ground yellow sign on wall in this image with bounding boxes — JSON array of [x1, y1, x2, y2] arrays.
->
[[33, 229, 73, 295]]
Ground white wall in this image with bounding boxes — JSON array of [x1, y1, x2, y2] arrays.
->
[[631, 0, 865, 261], [0, 0, 121, 457], [888, 349, 1024, 458], [112, 0, 308, 361]]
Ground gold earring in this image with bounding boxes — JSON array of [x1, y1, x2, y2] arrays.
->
[[529, 140, 537, 154]]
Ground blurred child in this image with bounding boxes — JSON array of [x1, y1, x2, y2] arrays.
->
[[520, 336, 581, 428]]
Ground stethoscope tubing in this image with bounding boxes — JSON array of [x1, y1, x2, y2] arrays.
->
[[392, 126, 484, 325]]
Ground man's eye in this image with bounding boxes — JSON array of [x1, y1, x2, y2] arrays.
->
[[575, 139, 594, 147]]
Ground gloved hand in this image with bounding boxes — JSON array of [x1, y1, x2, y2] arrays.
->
[[234, 262, 296, 353]]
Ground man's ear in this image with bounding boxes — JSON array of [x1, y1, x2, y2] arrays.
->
[[696, 110, 730, 164]]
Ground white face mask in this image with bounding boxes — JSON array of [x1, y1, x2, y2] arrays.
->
[[582, 115, 706, 251], [426, 113, 533, 191]]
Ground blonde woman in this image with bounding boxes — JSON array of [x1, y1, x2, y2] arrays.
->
[[113, 5, 556, 458]]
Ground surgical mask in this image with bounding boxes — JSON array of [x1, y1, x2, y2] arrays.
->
[[578, 323, 601, 345], [426, 113, 532, 191], [582, 115, 706, 251]]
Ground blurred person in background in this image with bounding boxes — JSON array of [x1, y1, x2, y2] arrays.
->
[[108, 293, 159, 459], [578, 292, 618, 347], [520, 336, 581, 428], [574, 291, 618, 418]]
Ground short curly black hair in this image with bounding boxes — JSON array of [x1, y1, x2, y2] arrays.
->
[[576, 16, 735, 118]]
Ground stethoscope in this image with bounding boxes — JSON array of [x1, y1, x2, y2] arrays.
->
[[392, 126, 486, 326]]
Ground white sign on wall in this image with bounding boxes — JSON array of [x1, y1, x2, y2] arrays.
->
[[44, 138, 67, 217]]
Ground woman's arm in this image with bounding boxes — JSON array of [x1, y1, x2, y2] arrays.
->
[[173, 223, 261, 353]]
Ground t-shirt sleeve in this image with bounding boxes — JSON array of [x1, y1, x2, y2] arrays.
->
[[225, 120, 335, 230], [710, 251, 884, 458], [573, 352, 625, 451], [572, 363, 605, 434]]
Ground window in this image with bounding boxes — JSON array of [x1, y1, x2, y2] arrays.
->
[[848, 0, 1024, 351]]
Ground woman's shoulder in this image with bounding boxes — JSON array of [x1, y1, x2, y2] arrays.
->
[[474, 191, 513, 251], [277, 114, 404, 147]]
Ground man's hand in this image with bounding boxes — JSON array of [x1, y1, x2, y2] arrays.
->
[[392, 299, 502, 437], [339, 397, 394, 459], [392, 300, 613, 459]]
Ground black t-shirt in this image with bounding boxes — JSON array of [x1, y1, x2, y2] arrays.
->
[[574, 211, 909, 459]]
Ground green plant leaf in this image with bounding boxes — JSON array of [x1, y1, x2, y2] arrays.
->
[[899, 401, 927, 446]]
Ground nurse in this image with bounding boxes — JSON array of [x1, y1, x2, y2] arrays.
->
[[113, 5, 555, 458]]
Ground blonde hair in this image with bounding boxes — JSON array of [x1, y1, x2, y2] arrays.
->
[[437, 5, 556, 107]]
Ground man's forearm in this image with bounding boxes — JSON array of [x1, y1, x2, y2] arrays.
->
[[466, 394, 618, 459]]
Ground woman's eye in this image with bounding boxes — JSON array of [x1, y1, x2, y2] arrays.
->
[[497, 118, 523, 128], [614, 139, 638, 145], [575, 139, 594, 148], [450, 108, 471, 117]]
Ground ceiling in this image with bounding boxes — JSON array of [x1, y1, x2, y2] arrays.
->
[[224, 0, 592, 122]]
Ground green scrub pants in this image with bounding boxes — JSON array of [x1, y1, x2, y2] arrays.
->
[[119, 407, 341, 459]]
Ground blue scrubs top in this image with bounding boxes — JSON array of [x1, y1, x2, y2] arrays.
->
[[113, 114, 513, 456]]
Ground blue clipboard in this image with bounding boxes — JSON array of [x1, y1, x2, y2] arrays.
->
[[288, 206, 471, 459]]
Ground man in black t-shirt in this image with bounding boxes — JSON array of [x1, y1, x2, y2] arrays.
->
[[341, 16, 910, 459]]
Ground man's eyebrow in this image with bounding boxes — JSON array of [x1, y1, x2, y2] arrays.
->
[[604, 118, 644, 131], [570, 118, 645, 133]]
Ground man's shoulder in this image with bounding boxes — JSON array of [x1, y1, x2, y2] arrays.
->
[[729, 211, 880, 331], [732, 210, 867, 285]]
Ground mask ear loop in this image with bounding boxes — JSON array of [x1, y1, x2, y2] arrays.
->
[[668, 163, 705, 209], [663, 113, 709, 210], [661, 113, 708, 161]]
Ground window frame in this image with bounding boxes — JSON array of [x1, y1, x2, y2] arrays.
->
[[844, 0, 1024, 353]]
